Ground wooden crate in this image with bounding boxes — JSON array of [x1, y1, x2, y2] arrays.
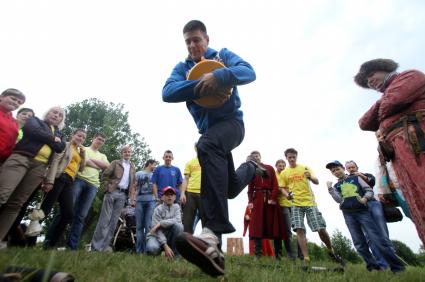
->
[[226, 237, 244, 256]]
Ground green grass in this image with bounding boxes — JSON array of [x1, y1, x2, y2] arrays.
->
[[0, 248, 424, 281]]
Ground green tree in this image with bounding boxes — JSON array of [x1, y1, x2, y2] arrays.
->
[[392, 240, 420, 266], [331, 229, 362, 264], [63, 98, 152, 169]]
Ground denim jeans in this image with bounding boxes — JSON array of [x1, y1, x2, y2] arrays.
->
[[135, 200, 156, 254], [146, 223, 183, 256], [67, 178, 98, 250], [197, 119, 256, 235], [343, 210, 405, 272], [366, 200, 390, 269]]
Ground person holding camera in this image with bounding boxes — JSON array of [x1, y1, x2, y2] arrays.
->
[[135, 159, 157, 254], [280, 148, 343, 266]]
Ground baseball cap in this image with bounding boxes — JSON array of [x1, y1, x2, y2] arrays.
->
[[325, 160, 343, 169], [162, 186, 176, 195]]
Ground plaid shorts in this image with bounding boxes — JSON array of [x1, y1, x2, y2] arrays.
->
[[291, 206, 326, 232]]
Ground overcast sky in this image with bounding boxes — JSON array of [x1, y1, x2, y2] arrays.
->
[[1, 0, 424, 252]]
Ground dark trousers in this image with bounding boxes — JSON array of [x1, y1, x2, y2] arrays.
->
[[197, 119, 256, 235], [43, 173, 75, 248], [253, 238, 263, 257], [182, 192, 205, 234], [274, 206, 295, 258]]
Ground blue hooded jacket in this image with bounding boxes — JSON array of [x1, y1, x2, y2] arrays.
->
[[162, 48, 256, 134]]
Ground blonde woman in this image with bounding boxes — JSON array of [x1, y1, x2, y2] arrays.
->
[[0, 106, 66, 243]]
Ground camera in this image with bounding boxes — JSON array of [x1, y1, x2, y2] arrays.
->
[[288, 192, 294, 200]]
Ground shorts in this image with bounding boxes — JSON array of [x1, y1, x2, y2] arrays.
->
[[291, 206, 326, 232]]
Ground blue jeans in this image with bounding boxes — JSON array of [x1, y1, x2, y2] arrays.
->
[[67, 178, 98, 250], [343, 210, 405, 272], [135, 200, 156, 254], [146, 223, 183, 256], [367, 200, 390, 269]]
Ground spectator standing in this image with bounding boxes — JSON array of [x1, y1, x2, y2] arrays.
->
[[135, 159, 157, 254], [67, 133, 109, 250]]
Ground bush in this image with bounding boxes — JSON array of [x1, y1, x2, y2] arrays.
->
[[331, 229, 362, 264], [307, 241, 326, 261], [392, 240, 420, 266], [416, 246, 425, 267]]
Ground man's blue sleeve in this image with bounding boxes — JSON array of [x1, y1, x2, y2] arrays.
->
[[213, 48, 256, 88], [162, 62, 199, 103]]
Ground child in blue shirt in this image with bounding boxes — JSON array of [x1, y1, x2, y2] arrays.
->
[[326, 160, 405, 273]]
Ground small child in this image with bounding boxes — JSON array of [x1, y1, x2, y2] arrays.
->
[[146, 186, 183, 259], [326, 160, 405, 273], [0, 89, 25, 164]]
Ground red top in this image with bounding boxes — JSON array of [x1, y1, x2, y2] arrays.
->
[[0, 106, 19, 162], [359, 70, 425, 132]]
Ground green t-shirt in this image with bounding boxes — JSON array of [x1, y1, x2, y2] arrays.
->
[[77, 147, 109, 188], [16, 128, 23, 143]]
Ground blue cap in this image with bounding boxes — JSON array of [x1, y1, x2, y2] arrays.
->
[[325, 160, 343, 169]]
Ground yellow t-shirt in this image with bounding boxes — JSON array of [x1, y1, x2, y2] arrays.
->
[[77, 147, 109, 188], [276, 170, 292, 207], [64, 144, 82, 180], [280, 164, 316, 207], [184, 157, 201, 194], [34, 126, 54, 164]]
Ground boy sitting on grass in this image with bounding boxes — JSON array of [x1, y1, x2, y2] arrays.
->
[[146, 186, 183, 259], [325, 160, 405, 273]]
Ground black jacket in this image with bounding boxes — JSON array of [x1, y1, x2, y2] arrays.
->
[[14, 116, 66, 163]]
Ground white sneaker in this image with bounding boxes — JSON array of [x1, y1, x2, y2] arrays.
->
[[0, 241, 7, 250], [198, 228, 219, 246], [175, 230, 225, 277]]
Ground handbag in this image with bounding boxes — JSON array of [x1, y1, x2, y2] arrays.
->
[[383, 193, 399, 207], [382, 202, 403, 223]]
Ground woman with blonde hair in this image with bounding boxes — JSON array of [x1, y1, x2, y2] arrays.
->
[[0, 106, 66, 244]]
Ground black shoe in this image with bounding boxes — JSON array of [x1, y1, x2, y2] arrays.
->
[[328, 250, 345, 267]]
